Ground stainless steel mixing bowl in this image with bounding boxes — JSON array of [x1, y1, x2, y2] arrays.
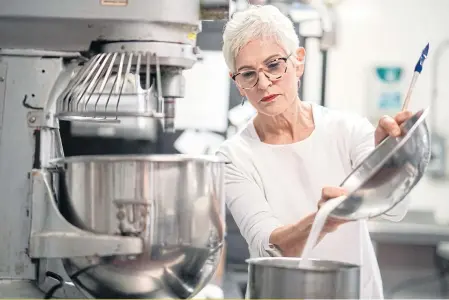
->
[[247, 257, 360, 299], [330, 108, 431, 220], [50, 154, 226, 299]]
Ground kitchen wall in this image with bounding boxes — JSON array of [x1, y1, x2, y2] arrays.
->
[[303, 0, 449, 223]]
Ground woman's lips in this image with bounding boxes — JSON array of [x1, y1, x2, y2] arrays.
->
[[260, 94, 279, 102]]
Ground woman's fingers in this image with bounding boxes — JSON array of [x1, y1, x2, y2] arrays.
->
[[318, 186, 348, 209]]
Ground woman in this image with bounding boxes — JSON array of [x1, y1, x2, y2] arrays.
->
[[217, 4, 414, 299]]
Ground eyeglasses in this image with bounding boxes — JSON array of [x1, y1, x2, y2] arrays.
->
[[232, 53, 293, 90]]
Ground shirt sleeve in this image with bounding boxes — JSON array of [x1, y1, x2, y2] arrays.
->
[[348, 115, 410, 222], [217, 151, 283, 257]]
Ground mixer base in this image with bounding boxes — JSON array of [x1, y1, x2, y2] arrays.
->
[[0, 279, 88, 298], [0, 280, 45, 298]]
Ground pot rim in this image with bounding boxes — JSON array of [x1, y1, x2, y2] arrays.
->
[[245, 257, 360, 272], [48, 154, 230, 166]]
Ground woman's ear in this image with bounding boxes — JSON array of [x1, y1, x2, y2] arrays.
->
[[295, 47, 306, 77]]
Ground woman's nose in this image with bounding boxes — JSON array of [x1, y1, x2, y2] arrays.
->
[[256, 71, 272, 90]]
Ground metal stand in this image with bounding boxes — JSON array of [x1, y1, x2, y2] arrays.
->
[[0, 51, 143, 298]]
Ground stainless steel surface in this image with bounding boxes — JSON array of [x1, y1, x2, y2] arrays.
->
[[30, 169, 143, 259], [331, 108, 431, 220], [0, 0, 231, 297], [427, 133, 446, 179], [247, 257, 360, 299], [0, 0, 230, 52], [436, 242, 449, 260], [0, 0, 231, 134], [56, 53, 162, 119], [368, 210, 449, 245], [0, 281, 45, 298], [0, 55, 65, 281], [374, 243, 446, 299], [49, 154, 226, 298], [55, 45, 191, 132], [0, 278, 83, 298]]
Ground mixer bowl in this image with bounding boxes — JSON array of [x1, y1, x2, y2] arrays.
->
[[247, 257, 360, 299], [331, 108, 431, 220], [50, 154, 226, 299]]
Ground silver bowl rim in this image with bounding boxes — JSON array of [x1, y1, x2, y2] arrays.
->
[[246, 257, 360, 271], [343, 107, 430, 186], [333, 107, 431, 219], [48, 154, 229, 166]]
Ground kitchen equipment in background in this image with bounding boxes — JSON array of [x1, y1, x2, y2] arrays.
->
[[427, 40, 449, 179], [247, 257, 360, 299], [427, 133, 446, 179], [47, 154, 226, 298], [65, 51, 165, 140], [330, 107, 431, 220], [56, 53, 165, 122], [0, 0, 230, 298]]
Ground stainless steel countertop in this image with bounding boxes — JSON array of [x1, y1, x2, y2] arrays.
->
[[368, 210, 449, 245]]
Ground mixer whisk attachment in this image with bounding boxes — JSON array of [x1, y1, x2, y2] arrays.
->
[[56, 51, 179, 130]]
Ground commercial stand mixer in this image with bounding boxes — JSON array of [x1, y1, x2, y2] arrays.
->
[[0, 1, 229, 298]]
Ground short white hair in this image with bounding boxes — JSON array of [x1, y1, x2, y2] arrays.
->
[[222, 5, 300, 73]]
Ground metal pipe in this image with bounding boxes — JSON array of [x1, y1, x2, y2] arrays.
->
[[320, 49, 328, 106], [163, 97, 176, 132]]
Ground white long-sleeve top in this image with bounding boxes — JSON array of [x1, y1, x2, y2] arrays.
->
[[216, 102, 410, 299]]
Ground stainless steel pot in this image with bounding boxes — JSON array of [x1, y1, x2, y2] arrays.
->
[[247, 257, 360, 299], [331, 108, 431, 220], [49, 154, 226, 299]]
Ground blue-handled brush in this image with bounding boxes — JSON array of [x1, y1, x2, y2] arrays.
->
[[402, 43, 430, 110]]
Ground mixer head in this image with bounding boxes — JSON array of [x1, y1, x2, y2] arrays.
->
[[12, 0, 233, 133]]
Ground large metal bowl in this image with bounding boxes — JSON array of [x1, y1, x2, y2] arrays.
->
[[51, 154, 226, 299], [330, 108, 431, 220], [247, 257, 360, 299]]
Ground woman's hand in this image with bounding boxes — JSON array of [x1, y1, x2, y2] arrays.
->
[[269, 186, 350, 257], [317, 186, 350, 232], [374, 111, 413, 146]]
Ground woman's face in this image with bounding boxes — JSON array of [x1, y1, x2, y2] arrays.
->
[[233, 38, 305, 116]]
